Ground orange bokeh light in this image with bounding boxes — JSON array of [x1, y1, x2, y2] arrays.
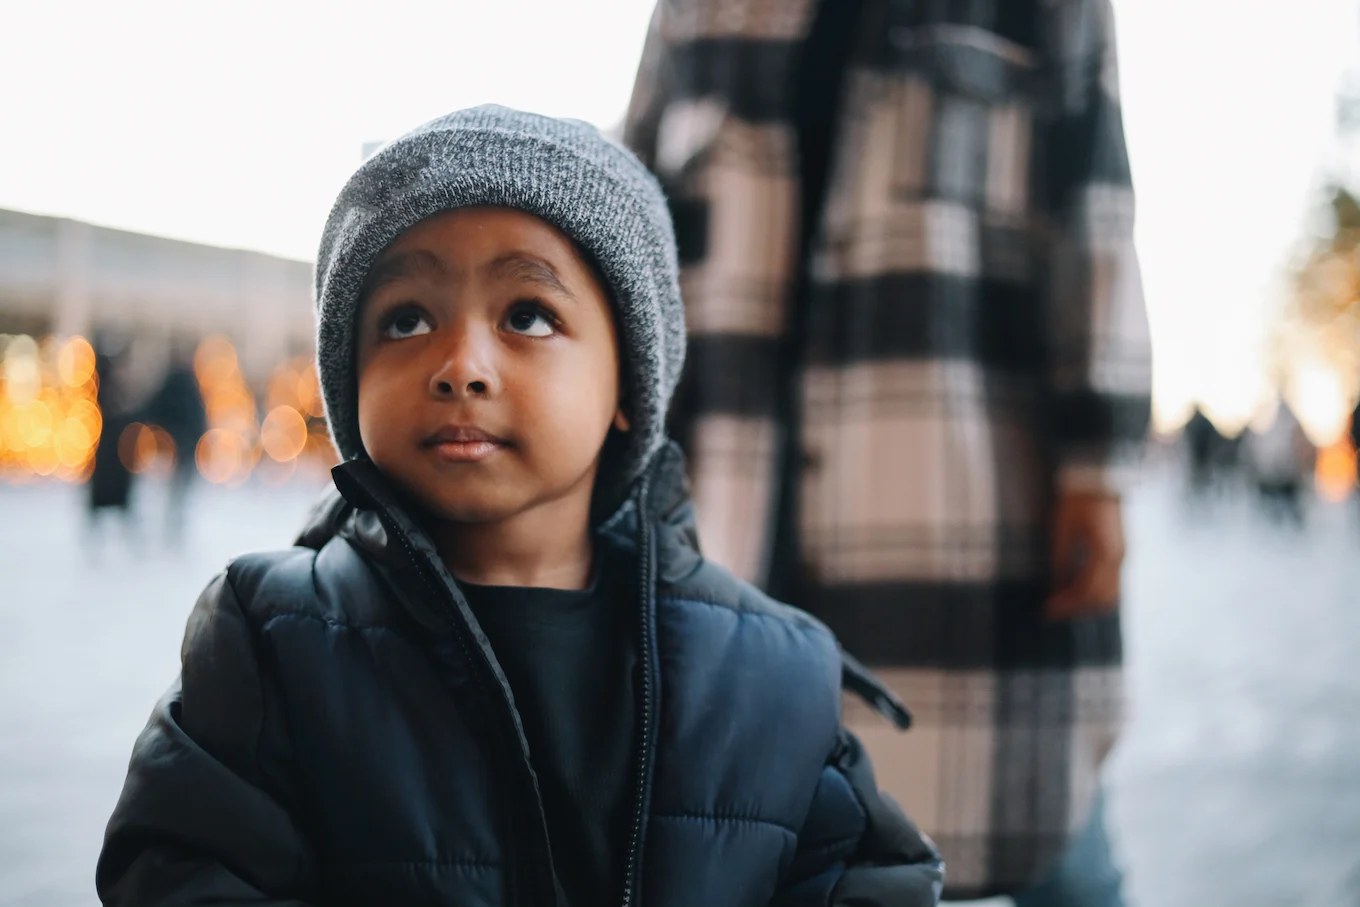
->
[[119, 423, 172, 474], [191, 335, 259, 483], [1315, 436, 1357, 503], [57, 336, 96, 387], [67, 398, 102, 438], [195, 428, 246, 484], [297, 365, 324, 418], [193, 335, 240, 388], [54, 418, 92, 468], [29, 444, 57, 476], [261, 405, 308, 462], [0, 334, 101, 481], [16, 401, 53, 447]]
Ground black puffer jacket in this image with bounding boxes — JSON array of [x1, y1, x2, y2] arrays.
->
[[97, 445, 943, 906]]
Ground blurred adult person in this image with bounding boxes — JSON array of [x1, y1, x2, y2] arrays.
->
[[1351, 397, 1360, 455], [87, 336, 138, 547], [1350, 397, 1360, 513], [142, 342, 206, 542], [1184, 406, 1218, 496], [1214, 427, 1245, 488], [626, 0, 1152, 902], [1248, 400, 1312, 527]]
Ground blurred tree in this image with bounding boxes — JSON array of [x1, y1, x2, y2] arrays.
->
[[1274, 60, 1360, 395], [1280, 184, 1360, 394]]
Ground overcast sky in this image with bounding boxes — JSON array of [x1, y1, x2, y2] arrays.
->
[[2, 0, 1358, 437]]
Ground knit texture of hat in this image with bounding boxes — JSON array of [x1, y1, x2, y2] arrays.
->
[[314, 104, 686, 495]]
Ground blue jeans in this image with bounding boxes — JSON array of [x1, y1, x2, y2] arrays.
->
[[1010, 791, 1125, 907]]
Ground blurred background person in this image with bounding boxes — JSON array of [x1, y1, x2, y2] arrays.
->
[[1183, 406, 1219, 498], [1351, 396, 1360, 516], [86, 334, 139, 549], [1213, 425, 1245, 494], [626, 0, 1151, 902], [1352, 396, 1360, 459], [140, 340, 207, 543], [1247, 397, 1315, 527], [1181, 405, 1245, 505]]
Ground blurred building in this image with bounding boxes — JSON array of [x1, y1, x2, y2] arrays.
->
[[0, 207, 313, 395]]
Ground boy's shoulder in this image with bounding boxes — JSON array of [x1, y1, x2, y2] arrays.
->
[[658, 557, 914, 731], [656, 556, 843, 688], [220, 529, 392, 633], [660, 556, 835, 642]]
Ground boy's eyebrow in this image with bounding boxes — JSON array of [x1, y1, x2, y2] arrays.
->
[[485, 252, 576, 300], [363, 249, 448, 296]]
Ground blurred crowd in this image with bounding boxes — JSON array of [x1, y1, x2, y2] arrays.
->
[[1181, 398, 1359, 527], [1, 330, 336, 547]]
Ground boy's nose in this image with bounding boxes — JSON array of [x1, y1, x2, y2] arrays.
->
[[429, 328, 497, 399]]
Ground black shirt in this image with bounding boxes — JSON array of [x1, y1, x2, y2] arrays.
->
[[460, 544, 638, 907]]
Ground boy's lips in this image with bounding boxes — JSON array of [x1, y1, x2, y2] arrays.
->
[[422, 425, 509, 463]]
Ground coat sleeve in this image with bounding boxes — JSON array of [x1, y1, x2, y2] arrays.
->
[[624, 2, 803, 585], [1043, 0, 1152, 495], [770, 730, 944, 907], [96, 572, 317, 906], [621, 1, 669, 168]]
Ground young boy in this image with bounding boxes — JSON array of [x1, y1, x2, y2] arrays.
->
[[96, 106, 943, 907]]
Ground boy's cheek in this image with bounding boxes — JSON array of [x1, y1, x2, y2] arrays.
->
[[356, 376, 413, 460]]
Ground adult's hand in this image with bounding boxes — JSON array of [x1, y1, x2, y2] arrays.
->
[[1046, 490, 1126, 621]]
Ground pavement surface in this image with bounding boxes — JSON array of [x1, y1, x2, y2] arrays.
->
[[2, 465, 1358, 906]]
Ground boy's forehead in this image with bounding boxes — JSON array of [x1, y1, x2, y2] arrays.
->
[[362, 248, 448, 294], [363, 206, 599, 297]]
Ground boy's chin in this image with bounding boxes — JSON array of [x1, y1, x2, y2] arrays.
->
[[377, 461, 599, 529], [419, 492, 524, 526], [373, 465, 522, 525]]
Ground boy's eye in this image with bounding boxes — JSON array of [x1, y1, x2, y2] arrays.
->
[[383, 310, 432, 340], [505, 303, 557, 338]]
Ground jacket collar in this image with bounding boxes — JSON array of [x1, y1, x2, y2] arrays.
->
[[294, 440, 703, 593]]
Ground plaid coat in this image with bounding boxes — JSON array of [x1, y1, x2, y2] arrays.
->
[[625, 0, 1152, 898]]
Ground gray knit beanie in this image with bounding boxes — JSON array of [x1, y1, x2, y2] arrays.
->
[[314, 104, 685, 495]]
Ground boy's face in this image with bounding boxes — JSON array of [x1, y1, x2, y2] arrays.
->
[[355, 207, 626, 527]]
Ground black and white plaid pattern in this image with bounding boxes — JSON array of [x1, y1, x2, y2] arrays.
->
[[627, 0, 1150, 898]]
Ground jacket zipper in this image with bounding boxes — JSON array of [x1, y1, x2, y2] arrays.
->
[[346, 461, 647, 907], [620, 477, 658, 907], [383, 515, 557, 907]]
